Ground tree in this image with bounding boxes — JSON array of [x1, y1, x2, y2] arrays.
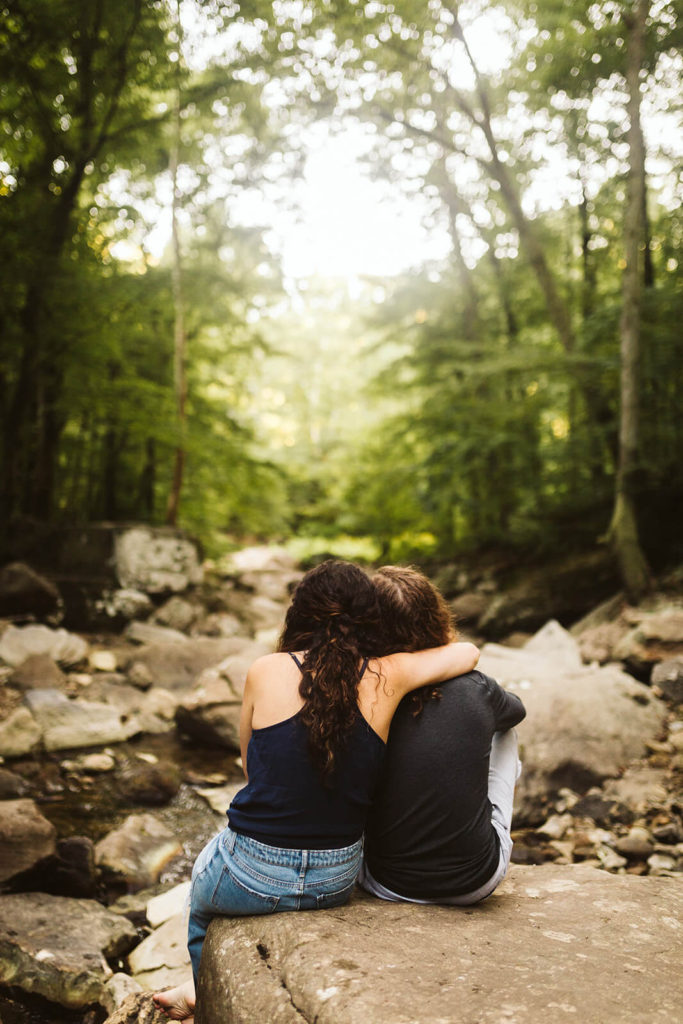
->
[[608, 0, 653, 599]]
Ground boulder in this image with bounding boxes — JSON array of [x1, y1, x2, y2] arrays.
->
[[0, 892, 137, 1010], [478, 622, 667, 822], [613, 603, 683, 673], [117, 760, 181, 806], [101, 973, 145, 1015], [153, 596, 201, 632], [127, 637, 256, 692], [128, 911, 190, 991], [0, 561, 62, 620], [95, 813, 183, 890], [146, 881, 192, 928], [0, 706, 41, 757], [0, 798, 57, 882], [115, 527, 203, 594], [195, 782, 243, 816], [0, 624, 88, 667], [449, 591, 488, 626], [126, 621, 190, 646], [193, 611, 244, 639], [174, 641, 269, 749], [23, 689, 140, 751], [196, 865, 683, 1024]]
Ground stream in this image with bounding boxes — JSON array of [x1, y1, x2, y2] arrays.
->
[[1, 735, 245, 1024]]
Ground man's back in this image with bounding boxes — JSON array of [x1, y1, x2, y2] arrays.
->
[[364, 670, 525, 900]]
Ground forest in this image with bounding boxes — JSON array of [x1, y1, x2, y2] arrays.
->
[[1, 0, 681, 599]]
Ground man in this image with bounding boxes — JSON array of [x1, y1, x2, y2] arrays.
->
[[360, 566, 525, 905]]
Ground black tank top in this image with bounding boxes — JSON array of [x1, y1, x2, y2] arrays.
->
[[228, 655, 386, 848]]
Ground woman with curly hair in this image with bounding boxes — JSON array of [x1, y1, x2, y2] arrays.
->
[[155, 559, 479, 1022], [360, 565, 526, 907]]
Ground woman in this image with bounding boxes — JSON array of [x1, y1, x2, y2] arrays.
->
[[359, 565, 525, 907], [155, 559, 479, 1022]]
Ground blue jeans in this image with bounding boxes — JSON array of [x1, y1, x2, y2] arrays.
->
[[359, 729, 521, 906], [188, 827, 363, 981]]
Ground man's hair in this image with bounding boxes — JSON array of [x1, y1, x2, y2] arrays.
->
[[372, 565, 457, 714]]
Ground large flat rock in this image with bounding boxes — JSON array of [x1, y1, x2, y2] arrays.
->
[[196, 865, 683, 1024]]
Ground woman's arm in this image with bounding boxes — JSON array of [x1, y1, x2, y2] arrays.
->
[[382, 641, 479, 699], [238, 673, 255, 781]]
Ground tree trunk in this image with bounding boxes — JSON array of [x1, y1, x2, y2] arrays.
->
[[608, 0, 652, 600], [166, 6, 187, 527]]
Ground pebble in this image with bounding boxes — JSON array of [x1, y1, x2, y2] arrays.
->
[[537, 813, 573, 840], [597, 845, 628, 871], [89, 650, 118, 672], [615, 827, 654, 860]]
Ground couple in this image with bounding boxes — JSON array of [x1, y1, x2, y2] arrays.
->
[[155, 560, 525, 1022]]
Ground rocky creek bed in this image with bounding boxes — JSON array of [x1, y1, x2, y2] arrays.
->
[[0, 532, 682, 1023]]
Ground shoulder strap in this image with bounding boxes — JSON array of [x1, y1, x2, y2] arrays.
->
[[289, 652, 304, 671], [359, 657, 369, 680]]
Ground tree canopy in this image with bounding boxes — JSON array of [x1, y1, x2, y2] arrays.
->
[[1, 0, 681, 590]]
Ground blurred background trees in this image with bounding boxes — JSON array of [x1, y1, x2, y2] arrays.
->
[[1, 0, 681, 594]]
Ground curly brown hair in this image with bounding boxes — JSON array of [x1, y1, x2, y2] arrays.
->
[[372, 565, 456, 714], [278, 559, 381, 779]]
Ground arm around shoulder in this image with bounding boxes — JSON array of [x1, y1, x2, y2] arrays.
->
[[384, 641, 480, 698]]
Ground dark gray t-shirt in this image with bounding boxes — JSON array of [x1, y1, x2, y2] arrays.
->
[[364, 670, 526, 899]]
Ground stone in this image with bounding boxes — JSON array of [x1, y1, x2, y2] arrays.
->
[[601, 766, 669, 814], [174, 641, 269, 748], [596, 845, 628, 871], [8, 653, 66, 690], [195, 782, 243, 815], [127, 660, 154, 689], [128, 637, 253, 692], [117, 760, 181, 806], [224, 545, 297, 574], [576, 622, 630, 665], [615, 827, 655, 860], [126, 621, 189, 646], [0, 706, 41, 757], [23, 689, 139, 751], [652, 658, 683, 704], [46, 836, 99, 898], [153, 596, 200, 632], [570, 791, 634, 826], [449, 591, 488, 625], [115, 527, 203, 593], [95, 813, 183, 890], [102, 991, 167, 1023], [0, 892, 137, 1010], [0, 766, 29, 798], [80, 752, 117, 772], [97, 588, 155, 623], [0, 798, 57, 882], [523, 619, 583, 672], [146, 881, 192, 928], [194, 611, 244, 639], [0, 561, 62, 620], [89, 649, 118, 672], [477, 639, 666, 822], [640, 607, 683, 643], [101, 973, 144, 1015], [536, 813, 573, 840], [647, 853, 677, 875], [196, 865, 683, 1024], [128, 911, 190, 985], [0, 624, 88, 667]]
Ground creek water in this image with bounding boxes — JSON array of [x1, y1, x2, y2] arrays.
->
[[1, 733, 245, 1024]]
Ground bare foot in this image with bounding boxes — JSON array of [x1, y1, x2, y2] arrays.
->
[[153, 978, 196, 1022]]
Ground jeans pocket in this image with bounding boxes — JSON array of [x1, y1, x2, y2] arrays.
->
[[316, 881, 355, 909], [211, 865, 280, 915]]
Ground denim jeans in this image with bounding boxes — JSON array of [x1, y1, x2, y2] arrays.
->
[[358, 728, 521, 907], [187, 827, 363, 982]]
